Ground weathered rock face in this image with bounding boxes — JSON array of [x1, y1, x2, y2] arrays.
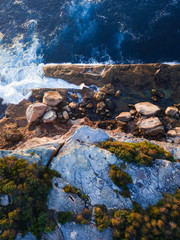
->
[[60, 222, 112, 240], [43, 64, 180, 103], [49, 126, 180, 210], [0, 138, 64, 166], [50, 141, 132, 210], [116, 112, 131, 122], [15, 232, 36, 240], [137, 117, 164, 135], [43, 91, 63, 106], [0, 194, 9, 206], [26, 103, 47, 123], [126, 160, 180, 208], [48, 178, 85, 214], [135, 102, 161, 116]]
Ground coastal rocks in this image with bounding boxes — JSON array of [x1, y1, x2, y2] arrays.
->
[[63, 111, 69, 120], [26, 103, 47, 123], [60, 222, 112, 240], [48, 178, 85, 214], [137, 117, 164, 135], [50, 141, 132, 210], [43, 91, 63, 106], [115, 90, 121, 98], [0, 139, 64, 166], [69, 102, 77, 109], [93, 91, 106, 102], [49, 126, 180, 210], [15, 232, 36, 240], [165, 106, 179, 117], [4, 128, 22, 142], [100, 83, 115, 95], [42, 227, 62, 240], [167, 127, 180, 143], [70, 126, 109, 144], [135, 102, 161, 116], [0, 194, 9, 206], [116, 112, 131, 122], [96, 101, 106, 112], [43, 111, 57, 123], [126, 159, 180, 208]]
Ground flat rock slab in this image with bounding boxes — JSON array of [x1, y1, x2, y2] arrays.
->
[[70, 125, 109, 144], [61, 222, 112, 240], [43, 91, 63, 106], [0, 139, 64, 166], [50, 126, 180, 209], [135, 102, 161, 116], [48, 178, 85, 214], [50, 141, 132, 210], [116, 112, 131, 122], [137, 117, 164, 135]]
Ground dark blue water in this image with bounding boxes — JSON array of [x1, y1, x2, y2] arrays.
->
[[0, 0, 180, 104], [1, 0, 180, 63]]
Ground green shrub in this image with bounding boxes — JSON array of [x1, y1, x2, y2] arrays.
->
[[101, 141, 174, 166], [0, 156, 59, 239], [75, 208, 92, 225], [57, 211, 74, 225], [94, 205, 110, 231], [99, 189, 180, 239], [109, 165, 132, 188]]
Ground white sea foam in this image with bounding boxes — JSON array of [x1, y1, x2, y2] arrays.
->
[[0, 36, 84, 105]]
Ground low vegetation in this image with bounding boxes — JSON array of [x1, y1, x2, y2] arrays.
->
[[0, 156, 60, 240], [57, 211, 74, 225], [101, 140, 174, 166], [94, 205, 109, 231], [93, 189, 180, 239], [109, 165, 132, 197]]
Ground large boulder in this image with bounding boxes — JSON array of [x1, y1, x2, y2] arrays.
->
[[43, 91, 63, 106], [137, 117, 164, 135], [26, 103, 47, 123], [135, 102, 161, 116]]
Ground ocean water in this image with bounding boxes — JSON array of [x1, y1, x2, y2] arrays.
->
[[0, 0, 180, 104]]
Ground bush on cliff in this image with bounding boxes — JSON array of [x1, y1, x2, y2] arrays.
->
[[101, 140, 174, 166], [0, 156, 60, 240], [93, 189, 180, 239]]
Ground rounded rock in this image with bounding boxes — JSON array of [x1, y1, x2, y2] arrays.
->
[[165, 107, 178, 117], [26, 103, 47, 123], [43, 111, 57, 123], [63, 111, 69, 120], [43, 91, 63, 106], [69, 102, 77, 109]]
